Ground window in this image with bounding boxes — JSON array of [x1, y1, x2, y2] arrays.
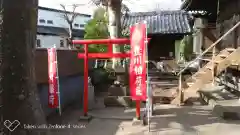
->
[[74, 23, 79, 27], [47, 20, 53, 24], [39, 19, 45, 23], [60, 40, 64, 47], [80, 24, 85, 28], [36, 39, 41, 47]]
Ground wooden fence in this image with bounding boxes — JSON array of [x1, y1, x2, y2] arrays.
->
[[35, 49, 93, 83]]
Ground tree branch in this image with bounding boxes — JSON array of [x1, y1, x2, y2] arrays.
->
[[70, 4, 78, 22], [60, 4, 71, 23]]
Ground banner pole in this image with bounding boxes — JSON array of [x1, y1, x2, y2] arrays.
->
[[136, 100, 141, 119], [83, 43, 89, 116], [54, 45, 62, 116], [144, 21, 151, 132]]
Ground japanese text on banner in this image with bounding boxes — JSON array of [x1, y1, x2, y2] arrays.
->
[[129, 23, 147, 101], [47, 48, 59, 108]]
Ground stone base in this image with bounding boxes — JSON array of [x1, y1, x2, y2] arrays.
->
[[132, 117, 143, 126], [79, 115, 93, 122], [108, 86, 127, 96]]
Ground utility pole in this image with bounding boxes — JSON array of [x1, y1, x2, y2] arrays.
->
[[1, 0, 50, 134]]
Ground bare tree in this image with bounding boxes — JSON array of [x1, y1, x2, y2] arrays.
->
[[60, 4, 80, 49], [1, 0, 50, 134]]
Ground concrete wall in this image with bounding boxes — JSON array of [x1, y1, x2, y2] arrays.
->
[[38, 74, 85, 116], [38, 74, 95, 116], [37, 35, 67, 48], [35, 49, 95, 116], [36, 35, 82, 48]]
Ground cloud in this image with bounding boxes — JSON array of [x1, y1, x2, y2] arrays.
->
[[39, 0, 182, 14], [39, 0, 96, 15]]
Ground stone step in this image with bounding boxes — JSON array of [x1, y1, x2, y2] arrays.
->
[[108, 86, 129, 96], [104, 96, 135, 107], [213, 100, 240, 120], [152, 86, 177, 104], [153, 96, 175, 104], [215, 77, 240, 97], [149, 76, 178, 80], [198, 85, 240, 120]]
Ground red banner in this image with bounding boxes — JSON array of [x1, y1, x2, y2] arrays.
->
[[47, 48, 59, 108], [129, 23, 147, 101]]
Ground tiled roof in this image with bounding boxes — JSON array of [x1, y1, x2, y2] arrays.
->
[[37, 26, 85, 37], [122, 10, 192, 34]]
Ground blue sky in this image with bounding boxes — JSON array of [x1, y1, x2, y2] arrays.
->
[[39, 0, 182, 15]]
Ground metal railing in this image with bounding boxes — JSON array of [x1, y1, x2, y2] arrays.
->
[[177, 21, 240, 104]]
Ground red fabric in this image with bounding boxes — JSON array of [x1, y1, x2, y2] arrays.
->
[[47, 48, 59, 108], [129, 23, 147, 101]]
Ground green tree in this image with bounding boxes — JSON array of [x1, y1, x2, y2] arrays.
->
[[83, 7, 109, 53], [179, 35, 193, 61], [91, 0, 130, 68]]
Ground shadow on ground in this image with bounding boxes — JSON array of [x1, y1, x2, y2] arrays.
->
[[47, 102, 240, 135], [127, 105, 240, 135]]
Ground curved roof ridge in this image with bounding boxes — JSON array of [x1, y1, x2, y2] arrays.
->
[[128, 10, 188, 17]]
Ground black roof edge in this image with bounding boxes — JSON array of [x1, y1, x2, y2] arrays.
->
[[37, 25, 85, 37], [38, 6, 91, 17]]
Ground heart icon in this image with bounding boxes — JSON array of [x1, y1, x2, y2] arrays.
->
[[4, 120, 21, 132]]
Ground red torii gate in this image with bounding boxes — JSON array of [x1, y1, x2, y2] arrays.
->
[[73, 38, 150, 119]]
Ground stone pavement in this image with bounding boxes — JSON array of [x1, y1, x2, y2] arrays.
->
[[49, 104, 240, 135]]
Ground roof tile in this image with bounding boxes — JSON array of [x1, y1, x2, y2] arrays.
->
[[122, 10, 192, 34]]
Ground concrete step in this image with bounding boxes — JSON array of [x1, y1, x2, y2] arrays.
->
[[213, 99, 240, 120], [198, 85, 240, 120]]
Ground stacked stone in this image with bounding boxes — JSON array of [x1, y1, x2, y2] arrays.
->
[[104, 66, 134, 107]]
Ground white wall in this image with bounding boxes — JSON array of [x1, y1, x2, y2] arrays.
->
[[37, 35, 67, 48], [37, 8, 89, 48], [37, 8, 91, 29], [36, 35, 83, 48]]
